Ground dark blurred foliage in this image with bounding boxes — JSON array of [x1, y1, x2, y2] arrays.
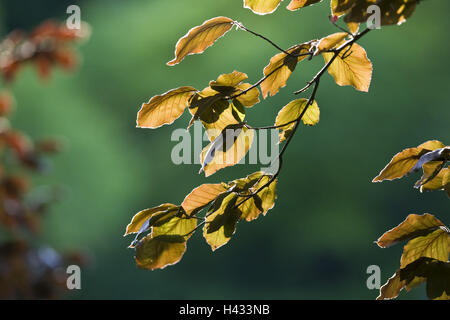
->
[[0, 0, 448, 299], [0, 11, 88, 298], [0, 240, 86, 299]]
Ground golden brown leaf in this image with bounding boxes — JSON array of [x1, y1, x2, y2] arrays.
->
[[377, 213, 445, 248], [421, 167, 450, 193], [322, 42, 372, 92], [135, 234, 187, 270], [237, 175, 277, 221], [401, 228, 450, 268], [415, 161, 445, 189], [210, 70, 249, 92], [275, 98, 320, 143], [188, 88, 241, 140], [330, 0, 356, 17], [286, 0, 322, 11], [314, 32, 348, 55], [137, 87, 197, 128], [167, 16, 234, 66], [344, 0, 417, 26], [133, 211, 197, 269], [200, 126, 254, 177], [188, 71, 259, 140], [372, 140, 445, 182], [203, 193, 241, 251], [244, 0, 283, 15], [234, 83, 260, 107], [124, 203, 178, 236], [377, 271, 404, 300], [152, 215, 197, 239], [346, 22, 359, 34], [378, 258, 450, 300], [181, 183, 229, 215], [261, 43, 311, 98]]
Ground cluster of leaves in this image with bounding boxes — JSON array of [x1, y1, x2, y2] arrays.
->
[[243, 0, 417, 28], [0, 20, 90, 81], [125, 172, 277, 270], [373, 140, 449, 196], [126, 0, 421, 271], [373, 141, 450, 300], [0, 21, 88, 299]]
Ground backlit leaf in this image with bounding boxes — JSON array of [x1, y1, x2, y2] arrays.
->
[[314, 32, 348, 55], [200, 125, 254, 177], [414, 161, 445, 189], [322, 42, 372, 92], [244, 0, 283, 15], [181, 183, 229, 215], [234, 83, 260, 107], [346, 22, 359, 34], [377, 271, 404, 300], [203, 193, 242, 251], [401, 227, 449, 268], [372, 140, 445, 182], [137, 87, 197, 128], [188, 71, 259, 140], [209, 70, 249, 93], [135, 234, 187, 270], [377, 213, 445, 249], [236, 174, 277, 221], [188, 88, 241, 140], [261, 43, 312, 98], [124, 203, 179, 236], [152, 215, 197, 239], [286, 0, 322, 11], [330, 0, 356, 17], [275, 98, 319, 143], [344, 0, 417, 26], [378, 258, 450, 300], [167, 17, 234, 66], [132, 208, 197, 270], [411, 147, 450, 188], [421, 167, 450, 195]]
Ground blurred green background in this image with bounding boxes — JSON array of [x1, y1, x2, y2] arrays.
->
[[0, 0, 448, 299]]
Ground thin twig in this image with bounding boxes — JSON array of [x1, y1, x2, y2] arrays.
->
[[234, 21, 294, 57], [234, 29, 372, 208]]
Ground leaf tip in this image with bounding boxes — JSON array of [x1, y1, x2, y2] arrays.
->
[[166, 60, 176, 67]]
